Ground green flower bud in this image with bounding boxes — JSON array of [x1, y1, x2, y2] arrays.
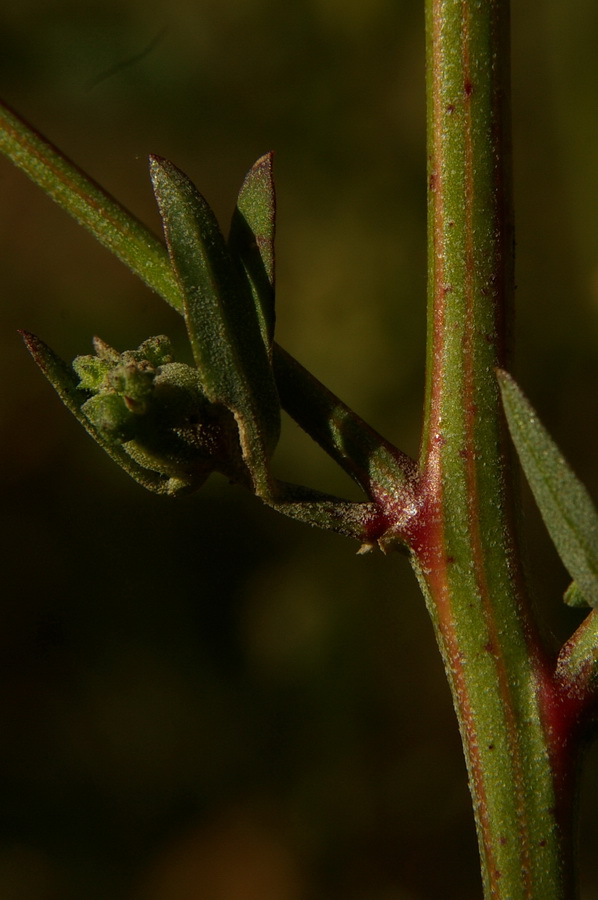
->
[[72, 354, 112, 391], [136, 334, 174, 367], [71, 335, 248, 489], [81, 393, 137, 442], [107, 360, 156, 413]]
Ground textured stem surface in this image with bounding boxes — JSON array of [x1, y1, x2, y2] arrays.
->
[[412, 1, 578, 896]]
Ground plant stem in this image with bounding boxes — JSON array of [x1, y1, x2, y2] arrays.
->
[[409, 1, 578, 896]]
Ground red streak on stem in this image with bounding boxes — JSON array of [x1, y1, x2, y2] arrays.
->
[[459, 7, 533, 894], [416, 0, 500, 885]]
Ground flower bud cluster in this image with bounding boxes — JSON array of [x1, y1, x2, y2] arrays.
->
[[73, 335, 244, 491]]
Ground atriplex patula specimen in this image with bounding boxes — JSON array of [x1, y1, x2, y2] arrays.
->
[[3, 1, 598, 896]]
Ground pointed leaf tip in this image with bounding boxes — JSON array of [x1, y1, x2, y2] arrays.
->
[[229, 152, 276, 352], [20, 330, 81, 393], [20, 329, 44, 363], [498, 369, 598, 608], [150, 155, 280, 497]]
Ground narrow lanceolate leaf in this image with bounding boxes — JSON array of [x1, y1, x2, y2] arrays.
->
[[498, 369, 598, 607], [0, 101, 183, 312], [20, 331, 188, 496], [149, 155, 280, 497], [228, 152, 276, 354]]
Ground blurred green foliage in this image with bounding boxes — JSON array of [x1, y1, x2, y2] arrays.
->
[[2, 1, 598, 897]]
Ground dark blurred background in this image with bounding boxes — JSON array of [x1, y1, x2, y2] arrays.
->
[[2, 1, 598, 898]]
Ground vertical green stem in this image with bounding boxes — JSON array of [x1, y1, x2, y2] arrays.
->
[[409, 1, 578, 896]]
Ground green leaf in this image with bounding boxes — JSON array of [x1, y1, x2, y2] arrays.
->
[[563, 581, 591, 609], [274, 345, 417, 507], [266, 481, 381, 542], [228, 152, 276, 353], [20, 331, 191, 496], [149, 155, 280, 497], [0, 101, 183, 312], [5, 107, 416, 511], [498, 369, 598, 607]]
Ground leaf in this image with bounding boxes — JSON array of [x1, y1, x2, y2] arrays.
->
[[20, 331, 191, 496], [266, 481, 380, 542], [4, 106, 416, 507], [273, 345, 417, 506], [498, 369, 598, 607], [149, 155, 280, 497], [228, 152, 276, 353], [0, 101, 183, 312], [563, 581, 590, 609]]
